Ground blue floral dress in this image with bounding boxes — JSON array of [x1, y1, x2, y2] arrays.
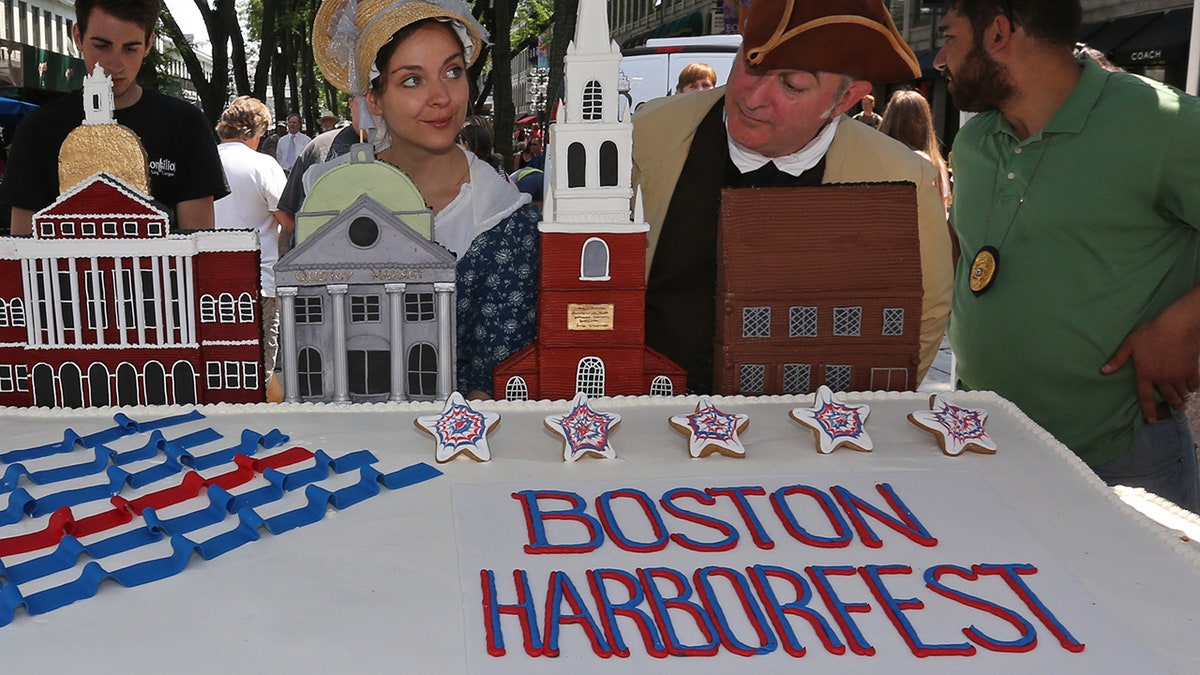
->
[[454, 203, 540, 394]]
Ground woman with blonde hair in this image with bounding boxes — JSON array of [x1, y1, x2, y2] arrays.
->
[[313, 0, 538, 397], [879, 89, 951, 211]]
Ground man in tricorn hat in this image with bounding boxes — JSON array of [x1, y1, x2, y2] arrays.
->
[[633, 0, 953, 394]]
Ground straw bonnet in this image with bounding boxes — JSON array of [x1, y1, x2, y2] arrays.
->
[[314, 0, 488, 95], [740, 0, 920, 83]]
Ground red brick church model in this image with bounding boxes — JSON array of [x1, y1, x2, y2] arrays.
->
[[492, 0, 684, 400]]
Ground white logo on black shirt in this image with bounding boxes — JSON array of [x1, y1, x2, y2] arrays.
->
[[149, 158, 176, 177]]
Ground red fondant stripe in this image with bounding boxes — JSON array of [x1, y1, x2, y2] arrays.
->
[[0, 508, 76, 557], [0, 448, 314, 557]]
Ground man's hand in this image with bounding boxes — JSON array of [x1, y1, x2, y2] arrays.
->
[[1102, 288, 1200, 422]]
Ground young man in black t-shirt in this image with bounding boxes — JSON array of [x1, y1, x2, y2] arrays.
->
[[0, 0, 227, 235]]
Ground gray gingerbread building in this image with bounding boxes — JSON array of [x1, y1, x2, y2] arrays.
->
[[275, 149, 456, 403]]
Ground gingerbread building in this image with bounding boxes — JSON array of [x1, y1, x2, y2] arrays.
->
[[274, 146, 456, 403], [492, 0, 684, 401], [713, 183, 923, 395], [0, 172, 263, 407]]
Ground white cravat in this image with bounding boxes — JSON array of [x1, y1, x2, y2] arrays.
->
[[727, 114, 842, 176]]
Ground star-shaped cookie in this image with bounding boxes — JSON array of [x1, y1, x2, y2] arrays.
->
[[544, 392, 620, 462], [414, 392, 500, 463], [790, 385, 873, 454], [669, 397, 749, 458], [908, 394, 997, 457]]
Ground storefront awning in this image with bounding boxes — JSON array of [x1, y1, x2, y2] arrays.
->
[[1077, 21, 1106, 44], [515, 114, 538, 125], [1110, 8, 1193, 66], [914, 49, 940, 78], [0, 95, 36, 126], [650, 12, 705, 39], [1082, 12, 1160, 53]]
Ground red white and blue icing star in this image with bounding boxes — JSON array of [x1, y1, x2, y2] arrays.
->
[[544, 392, 620, 462], [415, 392, 501, 463], [908, 394, 998, 456], [789, 385, 873, 454], [669, 397, 750, 458]]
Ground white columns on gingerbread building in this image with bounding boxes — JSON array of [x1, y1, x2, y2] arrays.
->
[[328, 284, 350, 403], [385, 282, 408, 402], [435, 282, 454, 400], [276, 287, 299, 403]]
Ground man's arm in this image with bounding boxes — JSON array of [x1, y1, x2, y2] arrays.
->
[[1102, 286, 1200, 421], [177, 197, 215, 231], [274, 210, 296, 259], [9, 208, 33, 236], [913, 157, 954, 383]]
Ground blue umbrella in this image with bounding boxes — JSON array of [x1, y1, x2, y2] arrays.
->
[[0, 96, 37, 126]]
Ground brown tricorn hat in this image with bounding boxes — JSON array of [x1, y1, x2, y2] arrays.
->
[[740, 0, 921, 83]]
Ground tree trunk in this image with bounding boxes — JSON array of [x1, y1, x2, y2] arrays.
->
[[253, 0, 279, 101], [300, 2, 319, 133], [492, 0, 515, 172]]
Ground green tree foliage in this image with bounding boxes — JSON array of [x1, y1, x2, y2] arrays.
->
[[157, 0, 569, 141]]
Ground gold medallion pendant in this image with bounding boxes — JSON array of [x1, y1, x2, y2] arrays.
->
[[969, 246, 999, 296]]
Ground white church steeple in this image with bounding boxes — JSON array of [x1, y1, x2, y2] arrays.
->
[[541, 0, 645, 233]]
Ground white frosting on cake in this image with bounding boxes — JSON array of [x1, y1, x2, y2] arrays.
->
[[2, 391, 1199, 672]]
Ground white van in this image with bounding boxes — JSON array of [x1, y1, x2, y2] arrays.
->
[[619, 35, 742, 117]]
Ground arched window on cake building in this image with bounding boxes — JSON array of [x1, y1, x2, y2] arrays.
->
[[32, 363, 55, 407], [576, 356, 605, 398], [238, 293, 256, 323], [408, 343, 438, 398], [568, 142, 586, 188], [144, 361, 167, 405], [9, 299, 24, 327], [505, 376, 529, 401], [650, 375, 673, 396], [218, 293, 237, 323], [172, 361, 197, 405], [200, 294, 216, 323], [580, 238, 610, 280], [59, 363, 83, 408], [582, 80, 603, 120], [116, 362, 139, 406], [599, 141, 618, 186], [0, 299, 7, 327], [88, 363, 110, 407], [298, 347, 323, 398]]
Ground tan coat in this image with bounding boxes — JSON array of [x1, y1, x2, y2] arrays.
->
[[631, 86, 953, 381]]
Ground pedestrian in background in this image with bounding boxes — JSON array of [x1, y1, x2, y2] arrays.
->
[[852, 93, 882, 128], [276, 113, 311, 174], [259, 121, 285, 162], [676, 62, 717, 94], [213, 96, 293, 378], [879, 89, 951, 212]]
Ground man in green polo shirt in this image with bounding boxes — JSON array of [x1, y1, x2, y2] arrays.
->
[[935, 0, 1200, 511]]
